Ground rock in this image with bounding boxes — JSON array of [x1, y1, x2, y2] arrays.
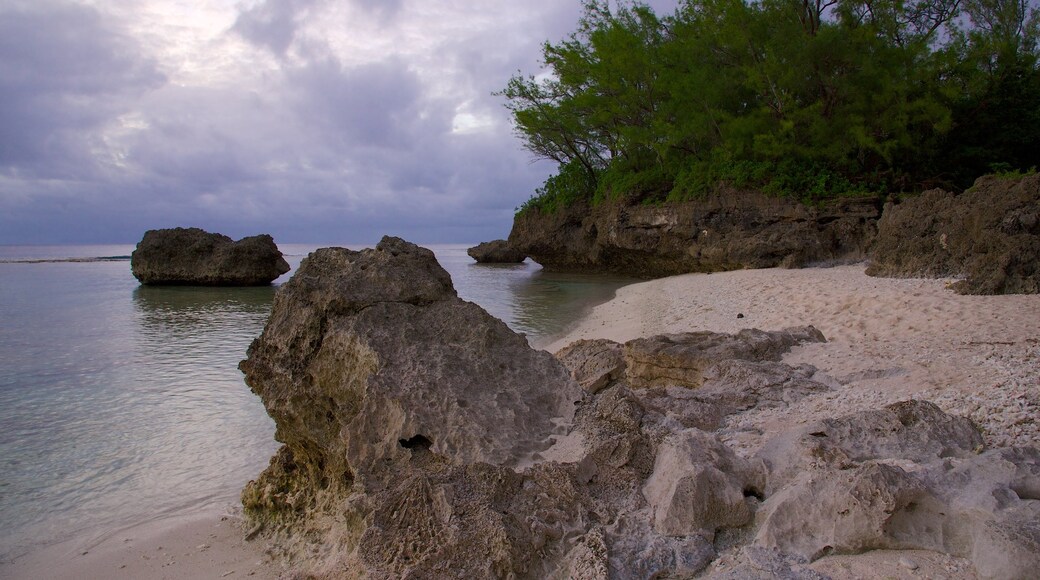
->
[[920, 447, 1040, 580], [467, 239, 527, 263], [241, 237, 579, 490], [508, 189, 881, 277], [709, 546, 831, 580], [757, 400, 985, 491], [241, 237, 596, 577], [623, 327, 826, 389], [752, 402, 1040, 578], [239, 243, 1040, 578], [643, 429, 765, 539], [867, 173, 1040, 294], [754, 462, 933, 560], [555, 339, 626, 394], [898, 556, 919, 570], [131, 227, 289, 286]]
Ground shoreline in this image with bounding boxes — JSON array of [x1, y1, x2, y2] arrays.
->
[[1, 507, 281, 580], [7, 262, 1038, 579]]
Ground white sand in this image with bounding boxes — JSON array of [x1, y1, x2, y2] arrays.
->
[[546, 264, 1040, 449], [1, 509, 281, 580]]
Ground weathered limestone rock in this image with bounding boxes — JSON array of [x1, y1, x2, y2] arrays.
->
[[555, 339, 626, 394], [131, 227, 289, 285], [624, 326, 826, 389], [467, 239, 527, 263], [868, 173, 1040, 294], [643, 429, 765, 539], [755, 462, 933, 560], [241, 237, 579, 486], [921, 447, 1040, 580], [751, 401, 1040, 579], [758, 400, 985, 491], [508, 190, 881, 277], [240, 242, 1040, 578]]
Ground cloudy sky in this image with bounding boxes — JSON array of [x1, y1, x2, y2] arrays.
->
[[0, 0, 679, 245]]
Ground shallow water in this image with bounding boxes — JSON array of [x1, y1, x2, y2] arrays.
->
[[0, 243, 632, 562]]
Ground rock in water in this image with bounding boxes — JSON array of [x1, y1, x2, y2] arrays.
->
[[131, 227, 290, 286], [467, 239, 527, 263]]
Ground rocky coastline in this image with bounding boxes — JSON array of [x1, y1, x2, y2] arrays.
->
[[506, 174, 1040, 295], [507, 189, 882, 278], [239, 237, 1040, 579]]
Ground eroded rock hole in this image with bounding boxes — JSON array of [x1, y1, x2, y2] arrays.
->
[[743, 487, 765, 501], [399, 434, 433, 451]]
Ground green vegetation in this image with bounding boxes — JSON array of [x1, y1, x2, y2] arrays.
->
[[503, 0, 1040, 213]]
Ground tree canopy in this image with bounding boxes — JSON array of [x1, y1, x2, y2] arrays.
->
[[502, 0, 1040, 211]]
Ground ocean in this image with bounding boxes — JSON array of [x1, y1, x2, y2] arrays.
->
[[0, 243, 633, 563]]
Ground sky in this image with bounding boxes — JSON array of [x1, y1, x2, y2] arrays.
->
[[0, 0, 679, 245]]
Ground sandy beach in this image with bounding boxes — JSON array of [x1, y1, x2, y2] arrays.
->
[[546, 263, 1040, 451], [2, 509, 282, 580], [8, 262, 1038, 579]]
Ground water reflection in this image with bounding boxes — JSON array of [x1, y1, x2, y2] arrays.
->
[[132, 285, 275, 326], [506, 270, 636, 346]]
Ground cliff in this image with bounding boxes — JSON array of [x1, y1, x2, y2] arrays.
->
[[867, 173, 1040, 294], [508, 190, 882, 278]]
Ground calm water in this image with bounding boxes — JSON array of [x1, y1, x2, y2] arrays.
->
[[0, 243, 632, 562]]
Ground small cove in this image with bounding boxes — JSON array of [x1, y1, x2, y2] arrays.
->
[[0, 243, 633, 562]]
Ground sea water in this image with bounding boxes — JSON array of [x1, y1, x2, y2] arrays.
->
[[0, 243, 632, 562]]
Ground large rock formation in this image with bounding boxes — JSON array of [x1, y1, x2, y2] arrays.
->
[[508, 190, 882, 277], [241, 237, 1040, 579], [131, 227, 290, 286], [467, 239, 527, 263], [867, 173, 1040, 294]]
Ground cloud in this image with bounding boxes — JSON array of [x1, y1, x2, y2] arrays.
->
[[0, 0, 681, 245], [0, 1, 164, 178], [232, 0, 318, 56]]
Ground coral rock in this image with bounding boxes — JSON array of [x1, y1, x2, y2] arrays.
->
[[131, 227, 290, 285]]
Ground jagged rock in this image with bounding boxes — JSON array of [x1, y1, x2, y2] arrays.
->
[[240, 242, 1040, 578], [508, 189, 881, 277], [919, 447, 1040, 580], [758, 400, 985, 491], [867, 173, 1040, 294], [750, 401, 1040, 578], [643, 429, 766, 539], [130, 227, 289, 285], [241, 237, 579, 491], [241, 237, 719, 578], [754, 462, 932, 560], [555, 339, 627, 394], [624, 327, 826, 389], [467, 239, 527, 263]]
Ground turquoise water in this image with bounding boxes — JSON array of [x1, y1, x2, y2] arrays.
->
[[0, 244, 632, 562]]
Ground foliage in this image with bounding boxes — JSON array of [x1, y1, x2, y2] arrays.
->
[[502, 0, 1040, 212]]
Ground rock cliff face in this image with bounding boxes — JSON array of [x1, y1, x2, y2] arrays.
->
[[867, 174, 1040, 294], [508, 191, 882, 277], [131, 227, 290, 286], [242, 238, 1040, 579], [467, 239, 527, 263]]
